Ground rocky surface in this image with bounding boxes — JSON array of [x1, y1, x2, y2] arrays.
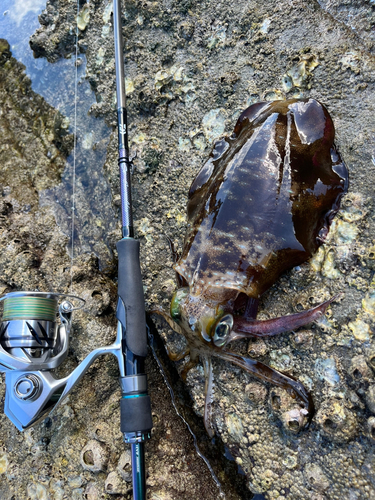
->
[[1, 0, 375, 499], [0, 33, 244, 500]]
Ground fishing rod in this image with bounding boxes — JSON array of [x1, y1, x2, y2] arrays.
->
[[0, 2, 152, 499], [113, 0, 153, 497]]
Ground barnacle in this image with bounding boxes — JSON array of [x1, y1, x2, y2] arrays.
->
[[315, 358, 340, 386], [80, 440, 108, 472], [316, 399, 358, 443], [77, 4, 90, 31], [201, 108, 226, 143]]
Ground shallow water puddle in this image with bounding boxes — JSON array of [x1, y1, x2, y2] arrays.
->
[[0, 0, 115, 271]]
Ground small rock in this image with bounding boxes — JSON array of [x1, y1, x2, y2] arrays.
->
[[0, 452, 9, 473], [77, 4, 90, 31], [282, 408, 309, 433], [292, 330, 314, 349], [49, 479, 64, 500], [366, 348, 375, 372], [90, 422, 113, 443], [269, 388, 310, 432], [282, 453, 298, 470], [269, 351, 292, 372], [348, 319, 371, 342], [247, 433, 260, 444], [72, 488, 85, 500], [202, 109, 226, 143]]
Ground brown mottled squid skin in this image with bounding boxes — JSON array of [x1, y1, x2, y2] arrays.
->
[[153, 99, 349, 437]]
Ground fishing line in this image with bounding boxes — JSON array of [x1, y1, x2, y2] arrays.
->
[[70, 0, 81, 293], [148, 328, 225, 498]]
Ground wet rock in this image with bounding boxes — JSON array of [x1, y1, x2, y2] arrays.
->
[[30, 2, 77, 61]]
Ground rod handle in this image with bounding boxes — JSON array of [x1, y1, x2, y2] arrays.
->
[[120, 396, 152, 433], [116, 238, 147, 357]]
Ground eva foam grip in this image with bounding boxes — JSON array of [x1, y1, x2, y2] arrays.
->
[[121, 396, 153, 433], [116, 238, 147, 357]]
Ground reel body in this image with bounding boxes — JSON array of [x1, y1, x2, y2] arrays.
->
[[0, 291, 125, 431]]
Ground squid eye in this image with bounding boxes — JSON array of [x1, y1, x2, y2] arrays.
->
[[213, 314, 233, 347]]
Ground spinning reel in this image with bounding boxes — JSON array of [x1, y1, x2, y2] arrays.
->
[[0, 291, 126, 431]]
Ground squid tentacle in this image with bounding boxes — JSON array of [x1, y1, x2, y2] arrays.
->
[[212, 348, 314, 425], [230, 295, 339, 341], [202, 355, 215, 437], [150, 307, 185, 335]]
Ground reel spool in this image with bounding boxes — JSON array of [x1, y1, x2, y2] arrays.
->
[[0, 291, 126, 431], [2, 292, 70, 370], [0, 292, 83, 371], [0, 291, 84, 430]]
